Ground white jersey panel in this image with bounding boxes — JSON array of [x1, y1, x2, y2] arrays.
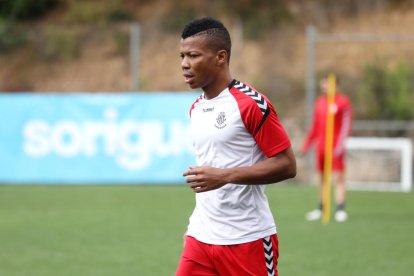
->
[[187, 88, 276, 245]]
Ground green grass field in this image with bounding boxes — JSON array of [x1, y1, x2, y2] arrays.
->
[[1, 184, 413, 276]]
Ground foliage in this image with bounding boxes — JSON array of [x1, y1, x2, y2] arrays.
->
[[0, 0, 133, 24], [221, 0, 292, 39], [0, 0, 60, 21], [37, 26, 81, 61], [63, 0, 133, 25], [0, 0, 59, 54], [107, 8, 135, 22], [112, 29, 129, 56], [161, 1, 197, 33], [358, 60, 414, 120], [161, 0, 292, 39], [0, 20, 28, 53]]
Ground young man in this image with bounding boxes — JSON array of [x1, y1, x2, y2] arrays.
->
[[176, 17, 296, 276], [301, 76, 352, 222]]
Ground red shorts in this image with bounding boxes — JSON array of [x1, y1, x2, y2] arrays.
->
[[316, 152, 345, 172], [176, 235, 279, 276]]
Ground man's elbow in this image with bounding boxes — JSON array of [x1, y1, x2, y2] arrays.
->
[[284, 153, 297, 179], [271, 147, 297, 182], [285, 162, 297, 179]]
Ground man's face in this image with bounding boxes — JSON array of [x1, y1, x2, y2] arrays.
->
[[179, 35, 218, 90], [319, 78, 328, 94]]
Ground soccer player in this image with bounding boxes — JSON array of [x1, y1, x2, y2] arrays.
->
[[176, 17, 296, 276], [302, 76, 353, 222]]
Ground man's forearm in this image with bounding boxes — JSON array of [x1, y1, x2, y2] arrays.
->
[[225, 147, 296, 185]]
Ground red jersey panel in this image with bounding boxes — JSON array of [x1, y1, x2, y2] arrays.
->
[[230, 80, 291, 157]]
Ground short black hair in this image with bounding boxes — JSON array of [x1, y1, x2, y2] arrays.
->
[[181, 17, 232, 62]]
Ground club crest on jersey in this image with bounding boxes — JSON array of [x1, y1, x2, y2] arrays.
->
[[214, 112, 227, 129]]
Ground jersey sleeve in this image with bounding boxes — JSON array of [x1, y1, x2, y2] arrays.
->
[[334, 94, 353, 156], [301, 101, 319, 153], [230, 84, 291, 157], [254, 100, 291, 157]]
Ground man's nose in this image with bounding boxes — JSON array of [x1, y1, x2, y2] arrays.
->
[[181, 56, 190, 69]]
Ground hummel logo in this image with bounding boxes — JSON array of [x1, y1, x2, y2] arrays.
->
[[203, 107, 214, 112]]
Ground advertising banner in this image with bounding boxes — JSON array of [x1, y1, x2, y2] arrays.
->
[[0, 92, 198, 184]]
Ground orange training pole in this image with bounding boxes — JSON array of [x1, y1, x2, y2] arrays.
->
[[322, 74, 336, 224]]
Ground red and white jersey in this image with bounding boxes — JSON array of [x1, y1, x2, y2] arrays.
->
[[186, 79, 291, 245]]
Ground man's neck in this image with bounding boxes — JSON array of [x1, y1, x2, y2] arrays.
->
[[203, 75, 233, 100]]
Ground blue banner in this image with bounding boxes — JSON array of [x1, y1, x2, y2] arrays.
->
[[0, 92, 199, 184]]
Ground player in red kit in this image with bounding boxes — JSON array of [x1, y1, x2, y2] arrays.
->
[[302, 76, 352, 222], [176, 17, 296, 276]]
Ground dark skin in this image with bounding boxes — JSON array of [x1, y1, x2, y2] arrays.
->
[[180, 34, 296, 193]]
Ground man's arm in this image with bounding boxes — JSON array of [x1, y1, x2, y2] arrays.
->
[[334, 97, 353, 156], [301, 103, 319, 155], [183, 147, 296, 193]]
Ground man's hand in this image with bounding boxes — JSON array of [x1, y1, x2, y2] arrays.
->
[[183, 166, 228, 193]]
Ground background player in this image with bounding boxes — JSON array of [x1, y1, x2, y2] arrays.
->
[[302, 76, 353, 222], [176, 17, 296, 276]]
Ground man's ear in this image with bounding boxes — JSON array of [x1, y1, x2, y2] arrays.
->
[[216, 50, 228, 66]]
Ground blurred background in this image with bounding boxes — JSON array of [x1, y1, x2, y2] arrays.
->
[[1, 0, 414, 185], [1, 0, 414, 275]]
